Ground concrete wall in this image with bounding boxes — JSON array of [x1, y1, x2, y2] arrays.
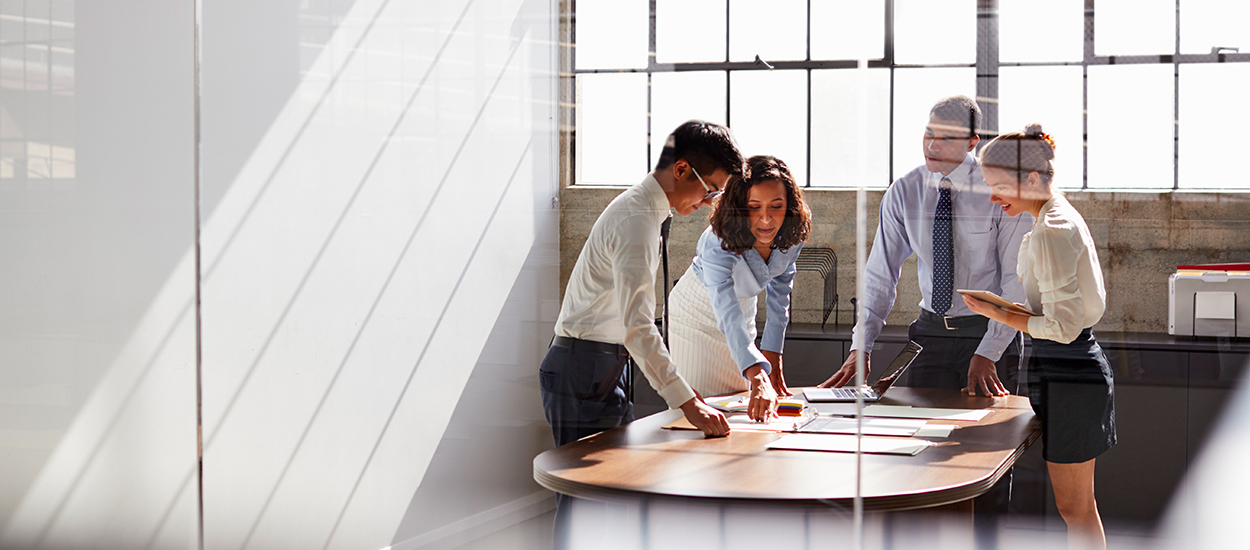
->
[[560, 187, 1250, 334]]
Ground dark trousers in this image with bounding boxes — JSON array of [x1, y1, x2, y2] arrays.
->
[[539, 344, 634, 550], [904, 312, 1022, 549]]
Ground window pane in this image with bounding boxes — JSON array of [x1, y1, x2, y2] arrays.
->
[[656, 0, 727, 63], [1000, 0, 1083, 63], [576, 73, 648, 184], [811, 0, 885, 61], [575, 0, 648, 69], [1179, 64, 1250, 190], [1181, 0, 1250, 55], [729, 0, 806, 62], [1096, 0, 1174, 56], [1087, 64, 1174, 189], [999, 66, 1085, 188], [651, 71, 729, 170], [729, 70, 808, 186], [811, 68, 890, 187], [892, 67, 976, 179], [894, 0, 975, 65]]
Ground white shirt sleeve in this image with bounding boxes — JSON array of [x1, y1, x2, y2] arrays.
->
[[609, 214, 696, 409], [1025, 225, 1087, 344]]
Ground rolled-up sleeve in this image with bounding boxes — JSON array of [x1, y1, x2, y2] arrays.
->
[[610, 215, 695, 409], [761, 244, 802, 356], [697, 236, 770, 375], [1025, 227, 1086, 344]]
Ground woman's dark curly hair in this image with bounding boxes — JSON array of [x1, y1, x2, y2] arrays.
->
[[709, 155, 811, 255]]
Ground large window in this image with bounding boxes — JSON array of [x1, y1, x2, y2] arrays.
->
[[567, 0, 1250, 190]]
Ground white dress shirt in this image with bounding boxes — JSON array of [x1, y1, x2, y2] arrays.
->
[[555, 174, 696, 409], [1019, 195, 1107, 344], [852, 154, 1033, 361]]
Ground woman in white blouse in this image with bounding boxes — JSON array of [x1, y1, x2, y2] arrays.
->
[[963, 124, 1115, 549], [668, 155, 811, 421]]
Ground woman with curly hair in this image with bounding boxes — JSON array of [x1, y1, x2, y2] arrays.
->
[[668, 155, 812, 421]]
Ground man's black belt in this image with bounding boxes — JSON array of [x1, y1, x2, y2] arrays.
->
[[551, 335, 629, 357], [918, 309, 988, 331]]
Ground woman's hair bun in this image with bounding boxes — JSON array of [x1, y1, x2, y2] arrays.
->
[[1023, 122, 1055, 158]]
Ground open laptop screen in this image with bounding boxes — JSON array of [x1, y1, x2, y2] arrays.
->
[[870, 341, 924, 396]]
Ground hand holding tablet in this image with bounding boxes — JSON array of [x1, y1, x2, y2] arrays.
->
[[956, 289, 1040, 316]]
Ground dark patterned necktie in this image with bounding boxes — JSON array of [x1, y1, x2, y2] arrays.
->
[[931, 178, 954, 316]]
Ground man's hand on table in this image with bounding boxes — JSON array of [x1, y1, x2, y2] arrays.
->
[[743, 364, 779, 422], [680, 392, 730, 437], [818, 350, 871, 388], [761, 350, 791, 397], [963, 353, 1009, 397]]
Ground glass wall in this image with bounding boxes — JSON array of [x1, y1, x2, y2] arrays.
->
[[1, 0, 558, 549]]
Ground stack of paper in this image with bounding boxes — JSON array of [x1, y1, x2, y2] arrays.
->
[[767, 434, 933, 456], [810, 404, 991, 421]]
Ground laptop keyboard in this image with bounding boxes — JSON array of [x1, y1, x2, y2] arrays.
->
[[828, 387, 874, 399]]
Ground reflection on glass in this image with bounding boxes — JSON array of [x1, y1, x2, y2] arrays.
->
[[891, 67, 976, 179], [1181, 0, 1250, 55], [999, 66, 1084, 188], [729, 70, 807, 187], [0, 0, 75, 181], [298, 0, 359, 76], [1087, 64, 1174, 189], [656, 0, 726, 63], [728, 0, 806, 62], [810, 68, 889, 187], [811, 0, 884, 61], [1179, 64, 1250, 190], [650, 71, 727, 167], [576, 73, 647, 184], [999, 0, 1083, 63], [575, 0, 648, 69], [893, 0, 975, 65], [1096, 0, 1174, 55]]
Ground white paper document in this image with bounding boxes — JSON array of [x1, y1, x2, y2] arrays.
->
[[796, 417, 927, 437], [913, 424, 956, 438], [812, 404, 991, 421], [767, 434, 933, 456]]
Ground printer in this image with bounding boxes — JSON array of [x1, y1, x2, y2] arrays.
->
[[1169, 263, 1250, 338]]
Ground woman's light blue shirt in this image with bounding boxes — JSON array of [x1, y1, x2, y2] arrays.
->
[[690, 225, 803, 375]]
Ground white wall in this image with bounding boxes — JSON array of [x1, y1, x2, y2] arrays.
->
[[0, 0, 558, 548]]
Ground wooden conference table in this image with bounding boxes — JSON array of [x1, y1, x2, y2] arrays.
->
[[533, 388, 1040, 512]]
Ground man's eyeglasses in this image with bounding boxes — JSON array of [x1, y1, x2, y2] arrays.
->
[[691, 165, 722, 201]]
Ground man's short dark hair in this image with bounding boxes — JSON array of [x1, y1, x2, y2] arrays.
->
[[930, 95, 981, 137], [654, 120, 746, 180]]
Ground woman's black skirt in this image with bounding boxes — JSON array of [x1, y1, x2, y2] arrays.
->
[[1028, 328, 1117, 463]]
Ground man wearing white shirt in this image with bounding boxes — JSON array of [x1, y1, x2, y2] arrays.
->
[[542, 120, 744, 446], [541, 120, 744, 549], [818, 96, 1032, 546]]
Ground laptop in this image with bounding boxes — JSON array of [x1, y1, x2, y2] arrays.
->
[[802, 341, 923, 403]]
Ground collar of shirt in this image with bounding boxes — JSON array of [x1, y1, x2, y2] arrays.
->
[[641, 173, 673, 223], [1033, 195, 1063, 230], [924, 153, 977, 194]]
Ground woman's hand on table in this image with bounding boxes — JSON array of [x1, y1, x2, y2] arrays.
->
[[744, 365, 779, 422], [761, 350, 791, 397]]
